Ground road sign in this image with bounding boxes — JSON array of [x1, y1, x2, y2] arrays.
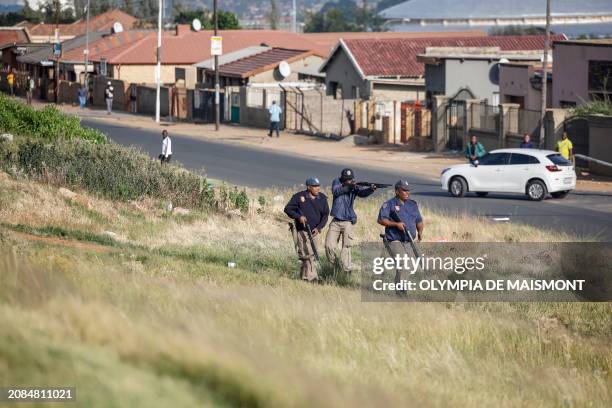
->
[[211, 36, 222, 56]]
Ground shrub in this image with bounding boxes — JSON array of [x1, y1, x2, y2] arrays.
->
[[0, 94, 106, 143], [571, 100, 612, 118], [0, 137, 217, 209]]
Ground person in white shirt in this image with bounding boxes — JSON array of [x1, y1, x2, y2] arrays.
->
[[105, 81, 114, 115], [159, 130, 172, 164]]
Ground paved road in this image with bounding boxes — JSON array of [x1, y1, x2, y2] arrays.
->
[[83, 119, 612, 241]]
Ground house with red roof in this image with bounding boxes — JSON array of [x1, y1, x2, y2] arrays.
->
[[80, 26, 327, 88], [319, 35, 566, 102]]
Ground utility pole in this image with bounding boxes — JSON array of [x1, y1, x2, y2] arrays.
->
[[155, 0, 163, 123], [214, 0, 220, 131], [83, 0, 90, 87], [54, 0, 60, 104], [539, 0, 551, 148]]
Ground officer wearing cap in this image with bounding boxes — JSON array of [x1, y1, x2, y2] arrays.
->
[[284, 177, 330, 281], [378, 180, 424, 286], [325, 168, 377, 273]]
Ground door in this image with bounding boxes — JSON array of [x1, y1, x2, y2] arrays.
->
[[447, 100, 465, 150], [471, 153, 511, 191], [507, 153, 540, 192]]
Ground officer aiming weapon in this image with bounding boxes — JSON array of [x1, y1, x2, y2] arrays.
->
[[389, 210, 420, 259], [355, 182, 392, 188], [306, 223, 321, 262]]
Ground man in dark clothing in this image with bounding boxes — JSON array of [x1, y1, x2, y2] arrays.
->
[[284, 177, 330, 281], [325, 168, 376, 273]]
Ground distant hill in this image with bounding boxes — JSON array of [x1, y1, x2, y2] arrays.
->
[[0, 4, 23, 14]]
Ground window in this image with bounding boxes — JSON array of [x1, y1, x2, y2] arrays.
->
[[479, 153, 510, 166], [352, 86, 359, 99], [329, 81, 338, 99], [547, 154, 572, 166], [175, 68, 186, 81], [509, 153, 539, 165], [588, 60, 612, 98], [560, 100, 576, 108]]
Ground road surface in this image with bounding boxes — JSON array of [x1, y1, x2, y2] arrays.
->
[[83, 119, 612, 241]]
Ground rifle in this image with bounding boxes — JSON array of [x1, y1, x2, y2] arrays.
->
[[305, 223, 321, 262], [389, 211, 420, 259], [288, 222, 300, 257], [356, 182, 392, 188]]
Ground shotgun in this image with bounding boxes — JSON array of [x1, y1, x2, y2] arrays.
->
[[356, 182, 392, 188], [306, 223, 321, 262], [389, 211, 420, 259]]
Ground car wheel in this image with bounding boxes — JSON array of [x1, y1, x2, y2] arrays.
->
[[449, 177, 467, 197], [551, 191, 570, 199], [476, 192, 488, 197], [526, 180, 547, 201]]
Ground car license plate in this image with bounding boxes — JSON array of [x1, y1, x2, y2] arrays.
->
[[563, 177, 572, 184]]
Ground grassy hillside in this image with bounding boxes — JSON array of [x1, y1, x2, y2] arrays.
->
[[0, 98, 610, 406], [0, 173, 610, 407]]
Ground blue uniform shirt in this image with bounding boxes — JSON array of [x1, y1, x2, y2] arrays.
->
[[378, 197, 423, 242], [330, 178, 375, 224]]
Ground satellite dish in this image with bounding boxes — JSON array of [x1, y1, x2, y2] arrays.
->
[[278, 61, 291, 78], [499, 58, 510, 64], [192, 19, 202, 32], [112, 22, 124, 34]]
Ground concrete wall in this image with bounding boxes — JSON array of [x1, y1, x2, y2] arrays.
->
[[136, 85, 170, 117], [553, 43, 612, 108], [58, 80, 80, 105], [445, 59, 500, 103], [370, 82, 424, 102], [587, 115, 612, 163], [324, 48, 369, 99], [112, 64, 197, 88]]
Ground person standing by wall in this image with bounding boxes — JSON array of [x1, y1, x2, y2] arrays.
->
[[7, 70, 15, 96], [465, 135, 486, 165], [78, 84, 88, 110], [104, 81, 114, 115], [26, 76, 34, 105], [268, 100, 282, 138], [159, 130, 172, 164], [520, 133, 534, 148], [557, 131, 574, 161]]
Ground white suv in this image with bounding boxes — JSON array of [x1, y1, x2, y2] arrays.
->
[[440, 149, 576, 201]]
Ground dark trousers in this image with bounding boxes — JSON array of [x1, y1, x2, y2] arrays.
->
[[160, 154, 172, 164], [268, 121, 280, 137]]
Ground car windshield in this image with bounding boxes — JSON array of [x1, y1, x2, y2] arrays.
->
[[547, 154, 572, 166]]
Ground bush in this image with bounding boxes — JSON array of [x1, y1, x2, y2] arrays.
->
[[0, 137, 217, 209], [571, 100, 612, 118], [0, 94, 106, 143]]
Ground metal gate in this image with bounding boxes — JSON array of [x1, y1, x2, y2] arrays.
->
[[192, 89, 225, 123], [447, 100, 466, 150], [564, 117, 589, 156]]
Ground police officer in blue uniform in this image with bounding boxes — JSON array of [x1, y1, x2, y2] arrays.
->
[[378, 180, 424, 287], [284, 177, 330, 281], [325, 168, 377, 273]]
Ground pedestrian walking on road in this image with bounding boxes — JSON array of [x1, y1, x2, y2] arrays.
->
[[159, 130, 172, 164], [465, 135, 486, 165], [284, 177, 330, 281], [377, 180, 424, 293], [268, 100, 282, 137], [26, 76, 34, 105], [520, 133, 534, 148], [105, 81, 114, 115], [325, 168, 377, 274], [78, 84, 88, 110], [557, 132, 574, 161]]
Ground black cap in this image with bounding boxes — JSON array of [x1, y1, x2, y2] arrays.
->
[[394, 180, 410, 191], [340, 168, 354, 181]]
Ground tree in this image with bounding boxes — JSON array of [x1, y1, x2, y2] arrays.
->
[[304, 7, 360, 33], [121, 0, 134, 16], [489, 26, 543, 36], [217, 10, 239, 30], [304, 0, 385, 32], [267, 0, 279, 30], [173, 8, 239, 30]]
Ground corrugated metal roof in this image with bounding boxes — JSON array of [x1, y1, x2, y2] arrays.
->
[[26, 9, 137, 37], [326, 35, 566, 78], [61, 30, 150, 63], [0, 28, 29, 47], [380, 0, 612, 19], [208, 48, 313, 78], [17, 31, 107, 64], [194, 46, 270, 69]]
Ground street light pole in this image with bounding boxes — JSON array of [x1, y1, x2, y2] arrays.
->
[[539, 0, 551, 148], [155, 0, 163, 123], [83, 0, 90, 86], [214, 0, 220, 131]]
